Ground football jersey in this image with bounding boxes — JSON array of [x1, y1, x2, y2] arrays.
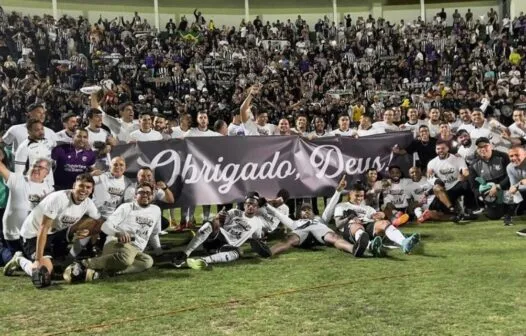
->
[[171, 126, 188, 139], [14, 138, 55, 174], [101, 202, 161, 252], [101, 109, 139, 143], [372, 121, 400, 132], [227, 123, 246, 136], [20, 190, 101, 238], [2, 123, 56, 152], [405, 177, 432, 202], [183, 128, 221, 137], [129, 129, 163, 142], [508, 123, 526, 138], [427, 154, 467, 190], [86, 127, 111, 150], [92, 172, 133, 219], [55, 130, 74, 144], [382, 178, 412, 209], [357, 127, 386, 137], [330, 128, 357, 137], [221, 209, 274, 246], [243, 119, 276, 136], [334, 202, 377, 226]]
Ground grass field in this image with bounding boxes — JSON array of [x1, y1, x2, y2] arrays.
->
[[1, 208, 525, 336]]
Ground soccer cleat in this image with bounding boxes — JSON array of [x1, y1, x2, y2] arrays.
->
[[462, 211, 478, 221], [401, 233, 421, 254], [352, 233, 370, 257], [63, 261, 92, 284], [3, 251, 23, 276], [172, 252, 188, 268], [417, 209, 432, 223], [370, 236, 384, 257], [32, 265, 52, 288], [451, 213, 463, 224], [392, 214, 410, 227], [84, 269, 100, 282], [516, 228, 526, 237], [503, 215, 513, 226], [186, 258, 208, 270], [250, 239, 272, 258]]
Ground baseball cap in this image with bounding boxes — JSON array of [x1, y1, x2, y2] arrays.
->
[[475, 137, 490, 147]]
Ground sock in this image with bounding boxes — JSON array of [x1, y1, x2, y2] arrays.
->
[[354, 229, 365, 241], [19, 257, 33, 276], [69, 237, 91, 257], [184, 222, 213, 256], [414, 207, 423, 218], [202, 251, 239, 264], [385, 225, 405, 245]]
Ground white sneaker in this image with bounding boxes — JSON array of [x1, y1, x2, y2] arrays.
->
[[3, 251, 23, 276], [159, 230, 169, 236]]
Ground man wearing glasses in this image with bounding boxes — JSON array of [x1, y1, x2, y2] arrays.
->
[[62, 182, 162, 283], [0, 157, 54, 260]]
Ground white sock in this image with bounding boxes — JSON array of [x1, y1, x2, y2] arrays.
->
[[414, 207, 423, 218], [202, 251, 239, 264], [354, 229, 365, 241], [69, 237, 91, 257], [184, 222, 212, 256], [19, 257, 33, 276], [385, 225, 406, 246]]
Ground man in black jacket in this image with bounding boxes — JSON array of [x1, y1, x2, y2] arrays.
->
[[469, 137, 513, 224]]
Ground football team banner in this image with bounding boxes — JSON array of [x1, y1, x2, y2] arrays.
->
[[112, 132, 414, 206]]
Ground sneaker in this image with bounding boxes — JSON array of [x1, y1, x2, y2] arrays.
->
[[369, 236, 384, 257], [3, 251, 22, 276], [250, 239, 272, 258], [451, 213, 463, 224], [172, 252, 188, 268], [417, 209, 432, 223], [85, 268, 100, 282], [352, 233, 370, 257], [186, 258, 208, 270], [392, 214, 410, 227], [63, 261, 93, 284], [516, 228, 526, 237], [159, 230, 169, 236], [401, 233, 421, 254], [32, 265, 52, 288], [472, 208, 485, 215], [503, 215, 513, 226], [462, 211, 478, 221]]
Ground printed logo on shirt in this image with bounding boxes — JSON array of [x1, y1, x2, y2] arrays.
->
[[439, 167, 456, 175], [60, 215, 79, 226], [28, 194, 43, 207], [135, 216, 154, 227], [107, 187, 125, 197]]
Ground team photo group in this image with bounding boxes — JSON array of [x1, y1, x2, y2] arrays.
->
[[1, 5, 526, 290]]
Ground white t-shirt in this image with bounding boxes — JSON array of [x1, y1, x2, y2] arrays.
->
[[357, 127, 386, 137], [101, 109, 139, 143], [101, 202, 161, 252], [427, 154, 467, 190], [508, 122, 526, 138], [243, 119, 276, 136], [55, 130, 74, 144], [330, 128, 356, 137], [402, 120, 426, 136], [183, 128, 222, 137], [457, 143, 477, 164], [171, 126, 188, 139], [334, 202, 377, 226], [405, 177, 433, 203], [129, 129, 163, 142], [227, 123, 245, 136], [221, 209, 274, 245], [3, 173, 54, 240], [372, 121, 400, 132], [86, 127, 111, 150], [382, 178, 412, 209], [2, 123, 56, 152], [14, 138, 55, 174], [92, 172, 133, 219], [427, 121, 441, 137], [20, 190, 101, 239]]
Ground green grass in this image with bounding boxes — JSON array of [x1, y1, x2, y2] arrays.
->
[[1, 207, 526, 336]]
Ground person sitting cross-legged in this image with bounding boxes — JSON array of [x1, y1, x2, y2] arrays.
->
[[62, 182, 162, 283]]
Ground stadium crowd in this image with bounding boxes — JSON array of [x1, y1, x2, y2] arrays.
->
[[1, 5, 526, 286]]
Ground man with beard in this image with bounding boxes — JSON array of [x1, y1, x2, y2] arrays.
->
[[63, 182, 162, 283], [427, 140, 477, 222], [334, 183, 421, 256], [14, 119, 55, 177], [357, 115, 385, 137], [469, 137, 512, 224], [259, 176, 362, 257], [452, 106, 473, 132], [308, 116, 330, 138], [92, 95, 139, 144], [172, 191, 275, 269], [506, 146, 526, 235], [153, 115, 172, 140], [129, 111, 164, 142], [426, 108, 441, 137], [372, 109, 401, 132], [380, 166, 411, 226], [405, 166, 443, 223], [56, 113, 79, 144], [3, 174, 102, 288], [456, 129, 477, 165], [292, 114, 309, 136]]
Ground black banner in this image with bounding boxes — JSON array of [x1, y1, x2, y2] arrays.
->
[[113, 132, 413, 206]]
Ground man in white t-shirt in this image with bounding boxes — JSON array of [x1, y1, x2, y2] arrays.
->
[[400, 107, 425, 136], [227, 110, 246, 136], [92, 94, 139, 143], [426, 108, 441, 137], [63, 182, 162, 283], [381, 166, 412, 226], [426, 140, 477, 221], [456, 129, 477, 165], [3, 174, 102, 288], [85, 108, 117, 150], [153, 115, 172, 140], [372, 109, 400, 132], [129, 111, 164, 143], [14, 119, 56, 177], [171, 112, 192, 139], [330, 114, 356, 136], [1, 103, 56, 152], [55, 113, 78, 145], [240, 85, 276, 136], [1, 157, 54, 257], [357, 115, 385, 137]]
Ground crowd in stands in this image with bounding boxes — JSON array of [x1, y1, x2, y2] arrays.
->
[[1, 5, 526, 287]]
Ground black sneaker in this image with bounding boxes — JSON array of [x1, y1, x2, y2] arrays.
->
[[31, 265, 52, 288], [516, 228, 526, 237], [462, 211, 478, 221], [503, 215, 513, 226], [172, 251, 188, 268], [352, 233, 370, 257], [250, 239, 272, 258], [451, 214, 463, 224]]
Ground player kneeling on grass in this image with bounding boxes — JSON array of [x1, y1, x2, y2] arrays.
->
[[3, 173, 103, 288], [254, 176, 361, 257], [172, 191, 274, 270], [63, 183, 162, 283], [334, 183, 421, 256]]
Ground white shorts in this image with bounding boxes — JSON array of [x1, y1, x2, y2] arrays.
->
[[292, 223, 334, 245]]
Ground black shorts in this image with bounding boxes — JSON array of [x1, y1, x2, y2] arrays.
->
[[22, 229, 69, 261], [202, 230, 230, 252], [341, 222, 376, 244], [429, 181, 472, 213]]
